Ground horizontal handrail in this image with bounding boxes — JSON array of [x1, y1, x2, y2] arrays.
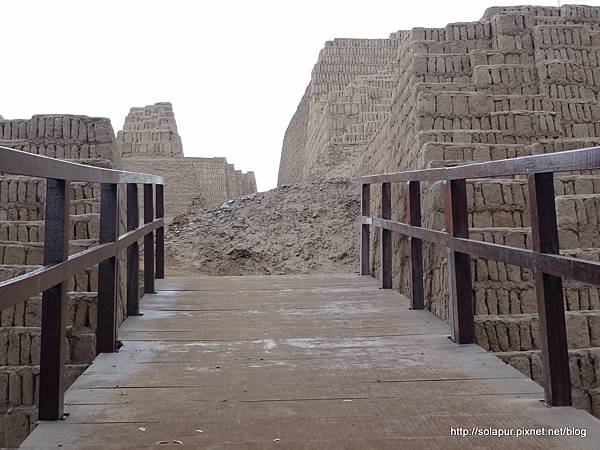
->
[[360, 146, 600, 183], [0, 145, 163, 184], [359, 145, 600, 410], [0, 218, 163, 308], [368, 217, 600, 286]]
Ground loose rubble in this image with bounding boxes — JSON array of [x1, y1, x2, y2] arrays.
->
[[166, 179, 360, 275]]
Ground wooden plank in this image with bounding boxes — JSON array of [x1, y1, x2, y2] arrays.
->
[[21, 424, 600, 450], [21, 275, 600, 449], [39, 178, 70, 420], [528, 172, 571, 407]]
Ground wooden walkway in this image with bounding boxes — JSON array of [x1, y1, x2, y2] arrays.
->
[[21, 275, 600, 449]]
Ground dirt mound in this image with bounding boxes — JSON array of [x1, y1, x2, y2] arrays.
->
[[166, 178, 360, 275]]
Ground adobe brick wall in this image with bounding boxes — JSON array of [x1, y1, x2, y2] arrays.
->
[[0, 102, 259, 445], [0, 114, 126, 446], [117, 103, 256, 219], [279, 4, 600, 418]]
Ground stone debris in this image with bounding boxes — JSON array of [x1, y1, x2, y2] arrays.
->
[[218, 200, 235, 212], [279, 4, 600, 418], [167, 179, 359, 275]]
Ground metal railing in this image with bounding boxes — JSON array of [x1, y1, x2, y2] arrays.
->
[[360, 146, 600, 407], [0, 146, 165, 420]]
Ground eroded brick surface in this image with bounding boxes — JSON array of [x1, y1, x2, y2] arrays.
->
[[279, 4, 600, 419], [117, 102, 257, 219], [0, 102, 258, 446], [0, 114, 117, 447]]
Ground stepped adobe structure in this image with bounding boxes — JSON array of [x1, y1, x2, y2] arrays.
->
[[117, 102, 256, 219], [0, 115, 122, 446], [279, 4, 600, 417]]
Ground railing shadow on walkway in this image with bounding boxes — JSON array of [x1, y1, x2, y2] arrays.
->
[[360, 146, 600, 408], [0, 146, 164, 420]]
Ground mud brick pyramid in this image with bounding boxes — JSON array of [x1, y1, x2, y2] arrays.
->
[[279, 4, 600, 417], [0, 115, 120, 445], [118, 102, 256, 219]]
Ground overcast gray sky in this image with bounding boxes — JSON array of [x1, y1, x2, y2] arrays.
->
[[3, 0, 600, 191]]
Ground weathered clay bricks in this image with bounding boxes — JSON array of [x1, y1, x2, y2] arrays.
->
[[444, 22, 491, 41], [491, 12, 535, 37], [416, 129, 537, 147], [418, 142, 531, 168], [471, 49, 535, 66], [0, 214, 99, 242], [1, 116, 115, 149], [475, 310, 600, 352], [116, 102, 183, 158], [0, 264, 97, 294], [496, 348, 600, 414], [417, 92, 490, 118], [472, 64, 539, 93], [0, 327, 94, 366], [410, 28, 446, 42], [413, 54, 472, 76], [533, 25, 591, 47], [537, 59, 585, 83], [0, 364, 86, 446], [0, 112, 120, 447], [413, 39, 490, 55], [414, 82, 475, 93], [280, 2, 600, 420], [0, 240, 95, 266], [490, 111, 563, 137], [0, 292, 97, 329], [118, 103, 256, 218]]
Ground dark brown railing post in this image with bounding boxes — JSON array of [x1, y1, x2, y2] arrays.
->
[[144, 184, 155, 294], [39, 178, 70, 420], [528, 172, 571, 406], [444, 179, 474, 344], [97, 183, 119, 353], [360, 183, 370, 275], [155, 184, 165, 279], [408, 181, 424, 309], [381, 182, 392, 289], [126, 183, 140, 316]]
